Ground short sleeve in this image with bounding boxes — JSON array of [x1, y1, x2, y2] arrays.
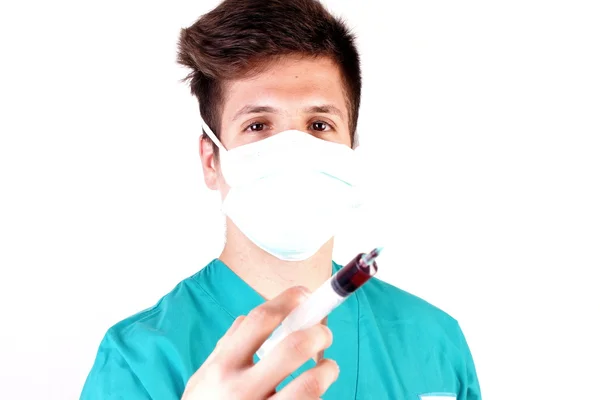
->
[[80, 334, 151, 400], [455, 323, 482, 400]]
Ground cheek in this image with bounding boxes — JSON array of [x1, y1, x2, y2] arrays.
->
[[339, 133, 353, 147], [326, 130, 352, 147]]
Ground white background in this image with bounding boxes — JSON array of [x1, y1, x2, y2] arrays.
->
[[0, 0, 599, 399]]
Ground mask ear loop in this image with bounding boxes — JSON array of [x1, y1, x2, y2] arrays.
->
[[199, 117, 227, 152]]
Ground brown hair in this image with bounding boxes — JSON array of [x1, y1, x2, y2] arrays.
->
[[176, 0, 361, 154]]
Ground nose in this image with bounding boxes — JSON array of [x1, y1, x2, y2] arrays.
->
[[278, 115, 311, 136]]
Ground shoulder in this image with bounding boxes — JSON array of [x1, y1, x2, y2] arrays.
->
[[108, 270, 215, 342], [81, 262, 222, 399], [100, 260, 232, 360], [359, 277, 482, 396], [361, 277, 465, 349], [364, 277, 457, 322]]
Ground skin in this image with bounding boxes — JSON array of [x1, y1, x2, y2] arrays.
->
[[182, 56, 352, 399]]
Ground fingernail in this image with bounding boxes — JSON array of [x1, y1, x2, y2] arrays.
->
[[297, 286, 311, 297]]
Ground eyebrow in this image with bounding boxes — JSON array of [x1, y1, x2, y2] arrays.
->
[[232, 105, 280, 121], [231, 104, 344, 121], [303, 105, 344, 118]]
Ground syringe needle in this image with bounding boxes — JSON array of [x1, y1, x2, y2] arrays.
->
[[362, 247, 383, 266]]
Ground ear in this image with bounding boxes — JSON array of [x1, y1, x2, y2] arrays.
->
[[199, 136, 219, 190]]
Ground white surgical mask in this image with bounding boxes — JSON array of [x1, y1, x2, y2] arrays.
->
[[200, 119, 364, 261]]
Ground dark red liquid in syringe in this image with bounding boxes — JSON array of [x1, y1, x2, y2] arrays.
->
[[331, 251, 379, 297]]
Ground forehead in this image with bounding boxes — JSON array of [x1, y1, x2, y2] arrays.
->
[[220, 56, 348, 121]]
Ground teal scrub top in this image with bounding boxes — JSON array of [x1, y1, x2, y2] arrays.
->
[[81, 259, 481, 399]]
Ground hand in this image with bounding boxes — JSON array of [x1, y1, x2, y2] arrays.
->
[[181, 286, 339, 400]]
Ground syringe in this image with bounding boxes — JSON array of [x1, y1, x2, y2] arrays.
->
[[256, 247, 382, 360]]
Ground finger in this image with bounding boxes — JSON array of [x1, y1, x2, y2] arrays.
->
[[247, 324, 333, 396], [188, 317, 247, 387], [270, 358, 338, 400], [270, 395, 321, 400], [224, 316, 245, 338], [214, 316, 246, 352], [220, 286, 310, 364]]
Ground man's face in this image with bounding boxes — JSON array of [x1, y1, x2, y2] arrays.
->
[[200, 55, 352, 195]]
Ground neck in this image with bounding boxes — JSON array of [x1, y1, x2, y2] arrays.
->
[[219, 221, 334, 300]]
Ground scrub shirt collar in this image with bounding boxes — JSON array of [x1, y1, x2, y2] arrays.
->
[[199, 258, 266, 318], [199, 258, 347, 317]]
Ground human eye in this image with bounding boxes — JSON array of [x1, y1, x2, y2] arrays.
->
[[310, 120, 332, 132], [243, 121, 267, 132]]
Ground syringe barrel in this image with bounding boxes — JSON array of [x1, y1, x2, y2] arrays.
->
[[255, 251, 380, 360], [255, 276, 344, 360]]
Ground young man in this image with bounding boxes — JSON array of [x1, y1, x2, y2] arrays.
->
[[81, 0, 481, 399]]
